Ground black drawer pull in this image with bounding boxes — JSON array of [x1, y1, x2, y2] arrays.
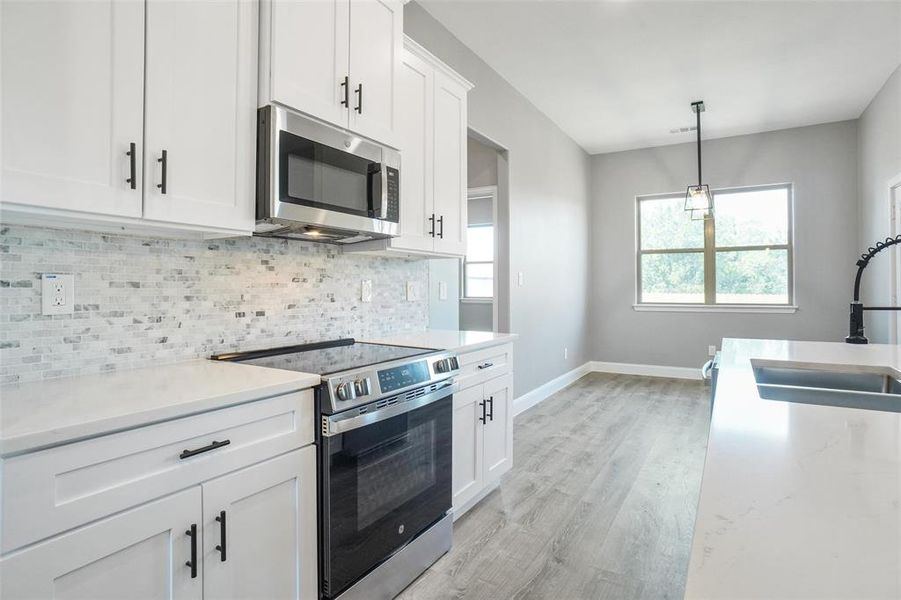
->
[[477, 362, 494, 370], [185, 524, 197, 578], [437, 215, 444, 239], [487, 395, 494, 421], [126, 142, 136, 189], [340, 75, 349, 107], [215, 510, 227, 562], [478, 400, 486, 424], [179, 439, 230, 460], [157, 149, 168, 194]]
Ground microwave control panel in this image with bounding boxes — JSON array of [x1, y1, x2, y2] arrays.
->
[[386, 167, 399, 223]]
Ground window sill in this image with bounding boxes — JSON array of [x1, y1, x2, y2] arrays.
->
[[461, 298, 494, 304], [632, 304, 798, 314]]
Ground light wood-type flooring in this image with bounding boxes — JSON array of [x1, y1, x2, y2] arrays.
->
[[397, 372, 711, 600]]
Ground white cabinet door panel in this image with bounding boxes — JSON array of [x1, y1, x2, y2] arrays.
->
[[347, 0, 402, 147], [0, 488, 202, 600], [143, 0, 256, 231], [0, 0, 144, 217], [432, 72, 468, 255], [483, 374, 513, 482], [202, 447, 318, 600], [393, 48, 434, 252], [452, 384, 484, 514], [267, 0, 350, 129]]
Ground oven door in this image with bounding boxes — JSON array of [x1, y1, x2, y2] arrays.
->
[[320, 387, 452, 599]]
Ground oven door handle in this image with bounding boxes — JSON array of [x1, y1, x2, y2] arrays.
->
[[323, 382, 454, 436]]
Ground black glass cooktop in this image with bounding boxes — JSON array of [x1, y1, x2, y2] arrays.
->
[[211, 339, 435, 376]]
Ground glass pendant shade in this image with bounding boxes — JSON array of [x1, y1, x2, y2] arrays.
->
[[685, 184, 713, 212]]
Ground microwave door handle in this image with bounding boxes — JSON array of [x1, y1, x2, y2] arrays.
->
[[371, 165, 388, 220]]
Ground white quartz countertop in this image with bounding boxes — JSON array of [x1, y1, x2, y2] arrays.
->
[[365, 329, 518, 353], [684, 338, 901, 599], [0, 360, 320, 457]]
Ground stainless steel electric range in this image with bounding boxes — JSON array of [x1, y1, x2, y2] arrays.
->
[[211, 338, 460, 600]]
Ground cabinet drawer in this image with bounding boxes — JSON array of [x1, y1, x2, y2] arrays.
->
[[455, 343, 512, 390], [1, 390, 314, 553]]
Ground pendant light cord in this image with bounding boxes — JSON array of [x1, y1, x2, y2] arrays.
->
[[695, 103, 702, 185]]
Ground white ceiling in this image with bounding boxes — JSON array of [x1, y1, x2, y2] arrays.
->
[[417, 0, 901, 154]]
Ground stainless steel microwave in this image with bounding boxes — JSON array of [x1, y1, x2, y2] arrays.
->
[[255, 105, 400, 243]]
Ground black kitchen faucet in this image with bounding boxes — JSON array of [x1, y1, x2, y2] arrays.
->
[[846, 234, 901, 344]]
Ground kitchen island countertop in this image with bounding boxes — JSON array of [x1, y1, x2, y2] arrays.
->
[[685, 338, 901, 599]]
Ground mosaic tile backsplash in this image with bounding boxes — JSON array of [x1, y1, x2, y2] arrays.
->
[[0, 225, 429, 385]]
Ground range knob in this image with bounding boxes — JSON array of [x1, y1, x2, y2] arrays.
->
[[434, 358, 450, 373], [354, 377, 372, 396], [449, 356, 459, 370], [336, 381, 356, 401]]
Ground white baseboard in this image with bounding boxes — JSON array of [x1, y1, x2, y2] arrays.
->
[[590, 361, 702, 380], [512, 362, 593, 417], [512, 360, 702, 417]]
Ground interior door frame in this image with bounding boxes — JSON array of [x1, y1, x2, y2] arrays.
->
[[889, 172, 901, 344], [463, 185, 499, 332]]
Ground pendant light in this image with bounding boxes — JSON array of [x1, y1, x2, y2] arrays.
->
[[684, 100, 713, 220]]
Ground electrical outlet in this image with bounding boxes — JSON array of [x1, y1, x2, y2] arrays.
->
[[564, 347, 568, 360], [708, 345, 717, 356], [438, 281, 448, 301], [517, 272, 524, 286], [361, 280, 373, 303], [41, 273, 74, 316], [406, 281, 418, 302]]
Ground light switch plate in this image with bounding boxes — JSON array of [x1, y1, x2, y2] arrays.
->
[[708, 345, 717, 356], [361, 279, 373, 303], [438, 281, 448, 301], [517, 272, 524, 286], [41, 273, 74, 315], [406, 281, 418, 302]]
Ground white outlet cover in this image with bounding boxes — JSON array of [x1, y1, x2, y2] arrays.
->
[[41, 273, 74, 316], [361, 279, 373, 303], [438, 281, 448, 301], [708, 345, 717, 356], [406, 281, 417, 302], [517, 272, 524, 286]]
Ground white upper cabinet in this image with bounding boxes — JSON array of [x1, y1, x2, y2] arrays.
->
[[143, 0, 257, 231], [346, 0, 402, 148], [261, 0, 350, 128], [348, 37, 471, 258], [260, 0, 402, 148], [0, 0, 145, 218], [394, 49, 435, 253], [432, 70, 469, 256]]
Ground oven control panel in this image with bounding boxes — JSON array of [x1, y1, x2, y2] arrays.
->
[[324, 352, 460, 414]]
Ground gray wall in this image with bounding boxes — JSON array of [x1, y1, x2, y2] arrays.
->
[[468, 137, 498, 188], [406, 2, 593, 397], [460, 302, 492, 331], [857, 65, 901, 343], [590, 120, 860, 368], [428, 258, 460, 330]]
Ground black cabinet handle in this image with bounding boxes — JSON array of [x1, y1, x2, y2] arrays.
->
[[437, 215, 444, 239], [478, 400, 486, 424], [185, 524, 197, 578], [487, 396, 494, 421], [157, 150, 168, 194], [215, 510, 227, 562], [354, 83, 362, 114], [126, 142, 136, 190], [179, 439, 230, 460], [340, 76, 349, 107], [477, 362, 494, 370], [428, 213, 435, 237]]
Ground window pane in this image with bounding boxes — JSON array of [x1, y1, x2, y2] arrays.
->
[[714, 187, 789, 247], [716, 249, 788, 304], [640, 252, 704, 303], [639, 196, 704, 250], [465, 263, 493, 298], [466, 226, 494, 262]]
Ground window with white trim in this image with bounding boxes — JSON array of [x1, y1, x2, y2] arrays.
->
[[463, 224, 494, 298], [637, 184, 793, 305]]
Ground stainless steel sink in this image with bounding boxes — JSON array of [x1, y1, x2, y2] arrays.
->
[[752, 362, 901, 413]]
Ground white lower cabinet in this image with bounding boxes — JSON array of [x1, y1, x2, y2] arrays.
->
[[451, 345, 514, 518], [203, 447, 317, 600], [1, 487, 203, 600]]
